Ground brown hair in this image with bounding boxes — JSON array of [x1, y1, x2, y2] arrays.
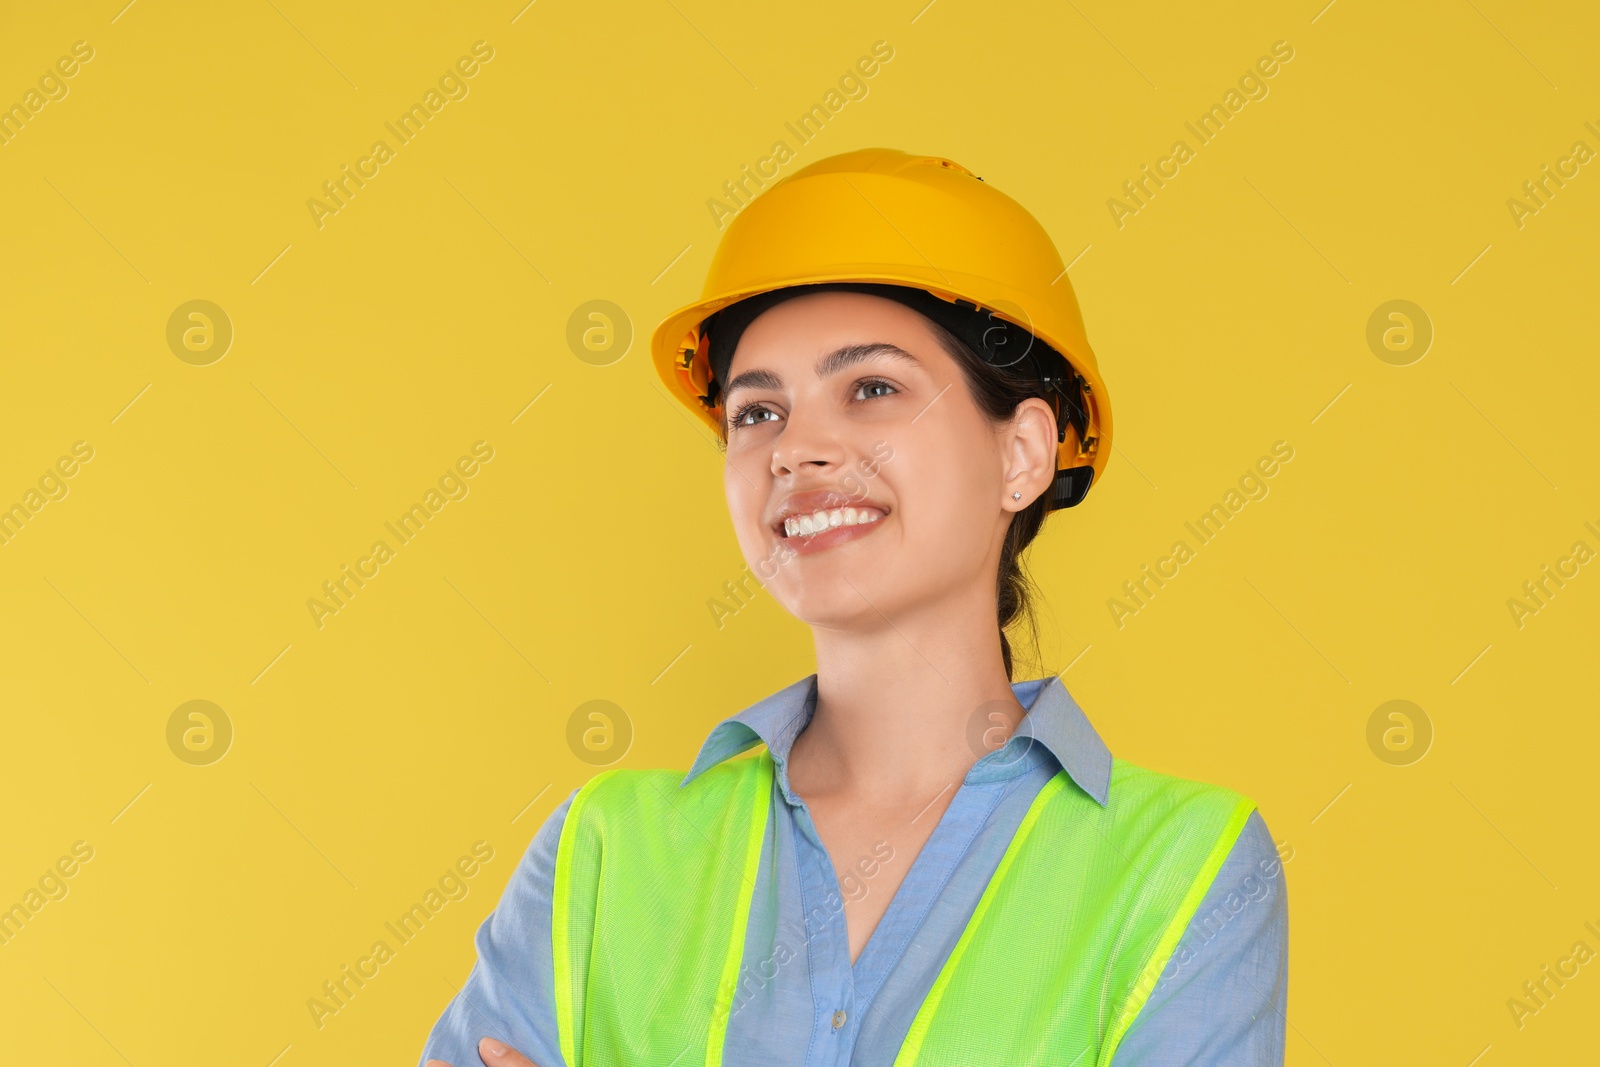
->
[[919, 317, 1051, 682]]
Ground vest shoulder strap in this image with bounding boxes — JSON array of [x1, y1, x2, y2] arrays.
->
[[894, 757, 1256, 1067], [552, 754, 772, 1067]]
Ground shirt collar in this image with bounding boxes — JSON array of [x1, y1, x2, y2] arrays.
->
[[678, 673, 1111, 808]]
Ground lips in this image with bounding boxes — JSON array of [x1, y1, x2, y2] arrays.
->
[[770, 488, 891, 539], [783, 506, 885, 539]]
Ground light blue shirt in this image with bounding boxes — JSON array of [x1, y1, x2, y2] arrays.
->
[[419, 674, 1288, 1065]]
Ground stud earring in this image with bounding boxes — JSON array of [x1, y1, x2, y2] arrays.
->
[[1012, 492, 1021, 500]]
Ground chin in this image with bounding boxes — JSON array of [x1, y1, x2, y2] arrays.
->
[[772, 565, 901, 627]]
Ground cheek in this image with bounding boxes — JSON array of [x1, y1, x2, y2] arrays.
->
[[724, 462, 771, 547], [896, 438, 999, 558], [898, 433, 987, 518]]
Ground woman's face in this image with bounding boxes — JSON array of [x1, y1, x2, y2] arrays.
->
[[720, 291, 1045, 631]]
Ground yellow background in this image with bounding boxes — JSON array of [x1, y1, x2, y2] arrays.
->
[[2, 0, 1597, 1063]]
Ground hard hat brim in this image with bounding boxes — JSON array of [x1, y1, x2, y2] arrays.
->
[[650, 268, 1110, 495]]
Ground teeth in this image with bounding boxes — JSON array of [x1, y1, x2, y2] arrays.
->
[[784, 507, 885, 538]]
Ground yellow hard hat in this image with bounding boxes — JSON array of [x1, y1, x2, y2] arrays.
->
[[650, 147, 1111, 509]]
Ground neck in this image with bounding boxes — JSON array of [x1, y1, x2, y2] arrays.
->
[[791, 588, 1029, 807]]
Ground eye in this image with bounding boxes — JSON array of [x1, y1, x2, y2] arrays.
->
[[727, 377, 899, 433], [728, 400, 778, 432], [856, 377, 898, 401]]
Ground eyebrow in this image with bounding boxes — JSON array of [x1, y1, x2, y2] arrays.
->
[[721, 342, 925, 401]]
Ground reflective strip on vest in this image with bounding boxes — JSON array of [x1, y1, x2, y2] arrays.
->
[[552, 751, 1254, 1067]]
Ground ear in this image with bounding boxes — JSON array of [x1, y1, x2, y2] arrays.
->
[[1000, 397, 1059, 510]]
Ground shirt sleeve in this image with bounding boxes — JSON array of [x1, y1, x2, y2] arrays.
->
[[415, 789, 577, 1067], [1110, 809, 1289, 1066]]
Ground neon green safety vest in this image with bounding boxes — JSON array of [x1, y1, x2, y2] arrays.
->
[[552, 750, 1256, 1067]]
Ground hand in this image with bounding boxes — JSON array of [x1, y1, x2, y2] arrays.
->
[[425, 1035, 540, 1067]]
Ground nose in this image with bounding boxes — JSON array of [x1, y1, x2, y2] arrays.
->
[[769, 403, 848, 478]]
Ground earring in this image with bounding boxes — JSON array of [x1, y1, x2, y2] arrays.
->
[[1012, 492, 1021, 500]]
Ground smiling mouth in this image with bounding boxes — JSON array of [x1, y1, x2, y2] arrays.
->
[[775, 505, 889, 540]]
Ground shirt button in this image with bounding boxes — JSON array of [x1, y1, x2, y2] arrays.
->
[[832, 1009, 847, 1029]]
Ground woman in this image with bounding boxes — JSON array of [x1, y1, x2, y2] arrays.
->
[[421, 149, 1287, 1067]]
